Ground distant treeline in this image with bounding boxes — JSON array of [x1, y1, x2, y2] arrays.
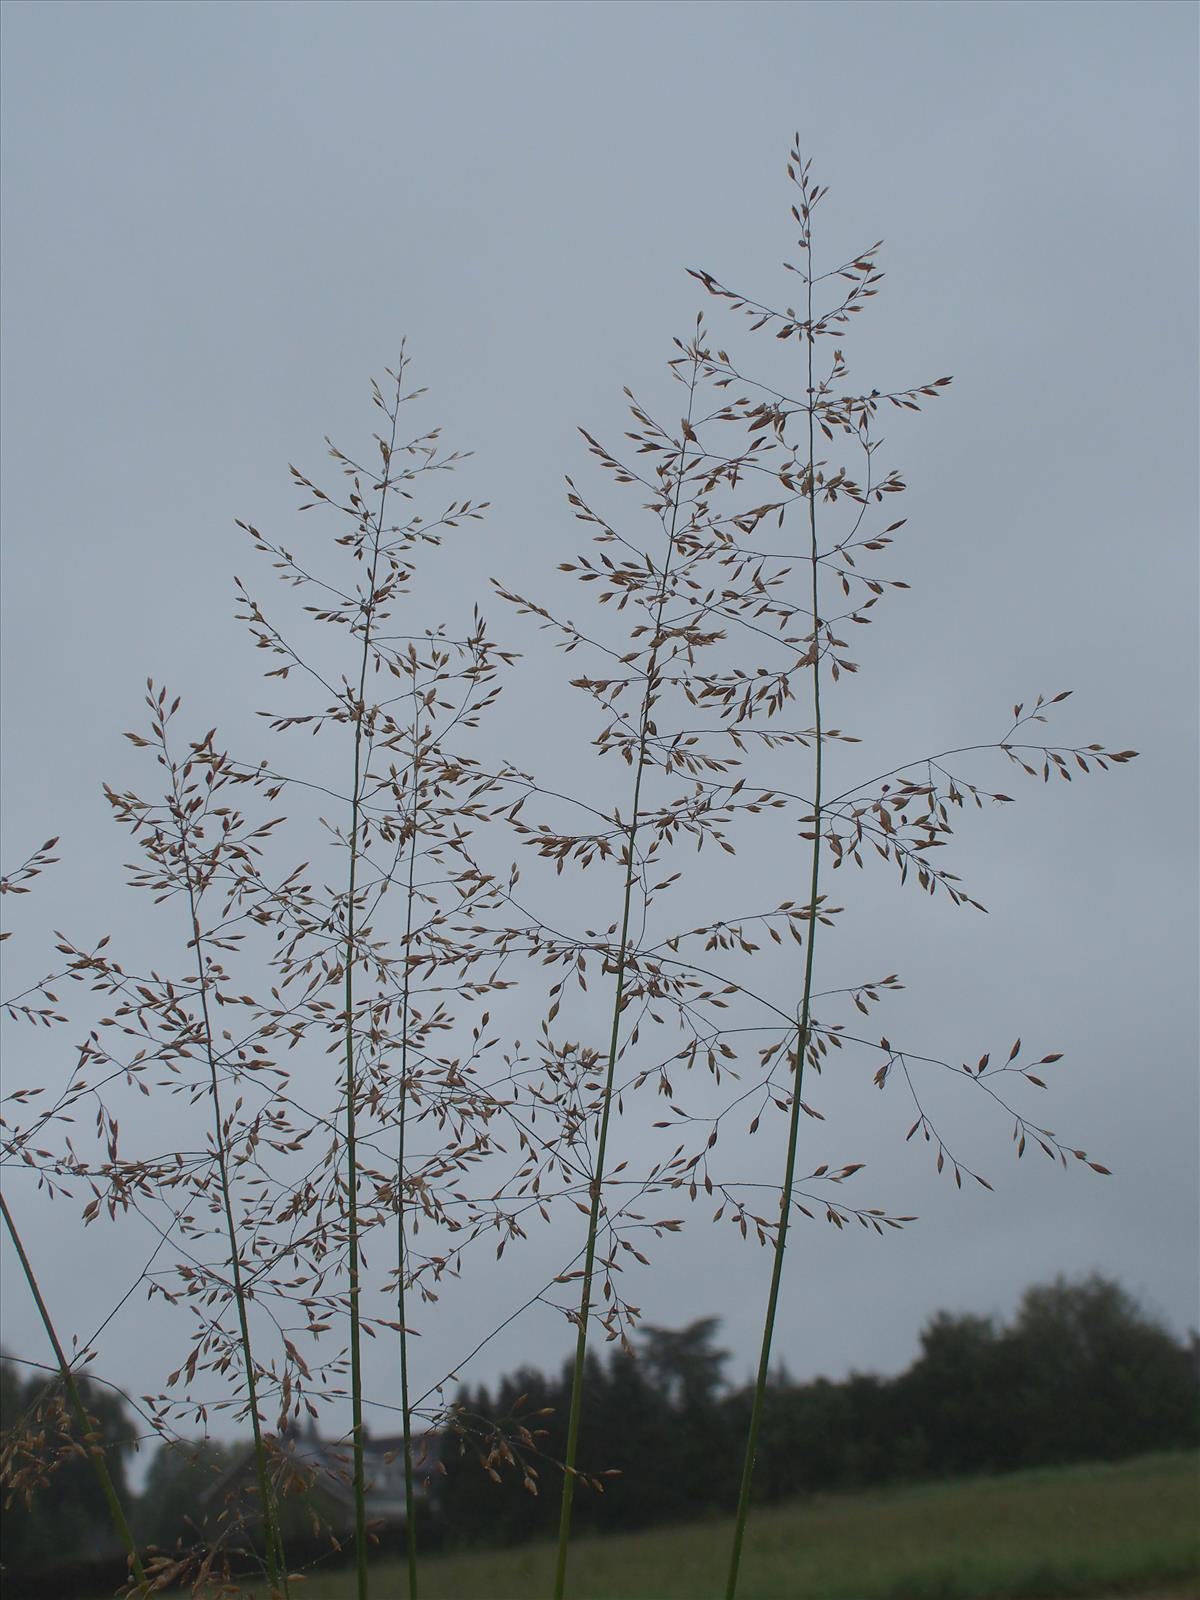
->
[[438, 1273, 1199, 1547], [2, 1273, 1197, 1588]]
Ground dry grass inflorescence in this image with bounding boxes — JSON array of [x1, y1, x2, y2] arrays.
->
[[0, 144, 1137, 1600]]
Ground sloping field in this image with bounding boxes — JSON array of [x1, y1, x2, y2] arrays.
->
[[272, 1451, 1199, 1599]]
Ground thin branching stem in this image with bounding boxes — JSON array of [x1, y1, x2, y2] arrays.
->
[[397, 698, 421, 1600], [344, 698, 369, 1600], [725, 215, 824, 1600], [552, 351, 701, 1600], [173, 744, 290, 1598], [344, 388, 403, 1600]]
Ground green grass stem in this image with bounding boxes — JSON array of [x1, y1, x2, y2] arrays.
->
[[725, 206, 823, 1600], [174, 748, 289, 1598], [552, 351, 702, 1600], [396, 710, 422, 1600], [343, 406, 403, 1600]]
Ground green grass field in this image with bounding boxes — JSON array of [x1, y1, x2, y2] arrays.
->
[[251, 1452, 1199, 1600]]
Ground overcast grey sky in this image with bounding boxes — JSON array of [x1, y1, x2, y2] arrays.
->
[[1, 0, 1196, 1459]]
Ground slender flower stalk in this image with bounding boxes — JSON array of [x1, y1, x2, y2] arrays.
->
[[397, 699, 421, 1600], [552, 352, 701, 1600], [342, 394, 403, 1600], [230, 358, 506, 1597], [166, 725, 290, 1599], [724, 181, 823, 1600]]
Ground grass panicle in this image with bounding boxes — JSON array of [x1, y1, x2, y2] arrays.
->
[[0, 146, 1139, 1598], [493, 141, 1133, 1594]]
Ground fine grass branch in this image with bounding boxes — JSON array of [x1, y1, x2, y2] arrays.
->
[[234, 354, 520, 1597], [551, 346, 704, 1600], [722, 149, 826, 1600], [104, 697, 292, 1597], [491, 139, 1136, 1596], [2, 360, 524, 1598], [491, 309, 916, 1589], [168, 697, 289, 1596], [682, 142, 1136, 1594], [337, 374, 400, 1600], [396, 682, 422, 1600]]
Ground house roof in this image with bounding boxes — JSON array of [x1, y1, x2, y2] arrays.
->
[[202, 1427, 440, 1522]]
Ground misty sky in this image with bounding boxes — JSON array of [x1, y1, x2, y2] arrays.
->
[[1, 0, 1196, 1465]]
